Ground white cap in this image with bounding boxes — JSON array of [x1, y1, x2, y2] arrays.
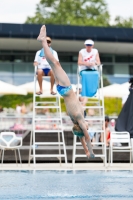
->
[[84, 39, 94, 45]]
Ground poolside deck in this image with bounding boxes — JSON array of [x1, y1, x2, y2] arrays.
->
[[0, 163, 133, 170]]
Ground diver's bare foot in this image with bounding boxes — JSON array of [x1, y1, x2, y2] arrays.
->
[[37, 25, 46, 41]]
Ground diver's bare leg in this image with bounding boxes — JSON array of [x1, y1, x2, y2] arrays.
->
[[37, 25, 70, 87]]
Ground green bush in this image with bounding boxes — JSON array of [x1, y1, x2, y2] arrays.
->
[[104, 97, 122, 116], [0, 93, 33, 108], [0, 94, 122, 116]]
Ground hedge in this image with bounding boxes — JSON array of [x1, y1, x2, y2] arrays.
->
[[0, 94, 122, 116]]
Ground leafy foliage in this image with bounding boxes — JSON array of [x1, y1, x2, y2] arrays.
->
[[0, 94, 33, 109], [25, 0, 133, 28], [113, 16, 133, 28], [26, 0, 110, 27], [0, 94, 122, 116], [104, 97, 122, 116]]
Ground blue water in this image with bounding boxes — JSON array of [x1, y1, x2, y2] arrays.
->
[[0, 170, 133, 200]]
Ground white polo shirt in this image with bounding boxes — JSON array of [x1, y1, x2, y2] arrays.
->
[[34, 49, 59, 69], [79, 48, 98, 71]]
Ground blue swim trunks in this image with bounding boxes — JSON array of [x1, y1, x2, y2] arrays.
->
[[56, 84, 72, 96], [72, 130, 84, 138], [42, 68, 51, 76], [72, 125, 84, 138]]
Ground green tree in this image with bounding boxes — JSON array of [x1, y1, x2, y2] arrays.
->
[[113, 16, 133, 28], [26, 0, 110, 27]]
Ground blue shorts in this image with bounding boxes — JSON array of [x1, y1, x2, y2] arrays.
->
[[42, 68, 51, 76], [56, 84, 72, 96]]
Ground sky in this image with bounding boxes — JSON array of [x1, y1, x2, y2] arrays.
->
[[0, 0, 133, 24]]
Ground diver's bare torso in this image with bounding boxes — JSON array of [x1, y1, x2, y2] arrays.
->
[[63, 89, 85, 124]]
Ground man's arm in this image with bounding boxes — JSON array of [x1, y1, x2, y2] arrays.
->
[[77, 117, 90, 141], [33, 51, 40, 67], [95, 52, 101, 66], [33, 61, 38, 67], [79, 137, 89, 155], [79, 96, 87, 106], [78, 52, 93, 67]]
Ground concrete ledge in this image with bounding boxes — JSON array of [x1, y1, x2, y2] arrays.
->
[[0, 163, 133, 171]]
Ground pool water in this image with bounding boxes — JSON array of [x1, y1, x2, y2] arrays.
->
[[0, 170, 133, 200]]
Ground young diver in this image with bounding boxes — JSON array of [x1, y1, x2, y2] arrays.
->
[[37, 25, 95, 158]]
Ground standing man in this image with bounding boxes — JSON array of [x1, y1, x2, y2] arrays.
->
[[34, 36, 59, 95], [78, 39, 100, 72]]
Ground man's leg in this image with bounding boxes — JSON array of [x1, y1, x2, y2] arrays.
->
[[48, 70, 56, 95], [37, 69, 45, 94], [37, 25, 71, 87]]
